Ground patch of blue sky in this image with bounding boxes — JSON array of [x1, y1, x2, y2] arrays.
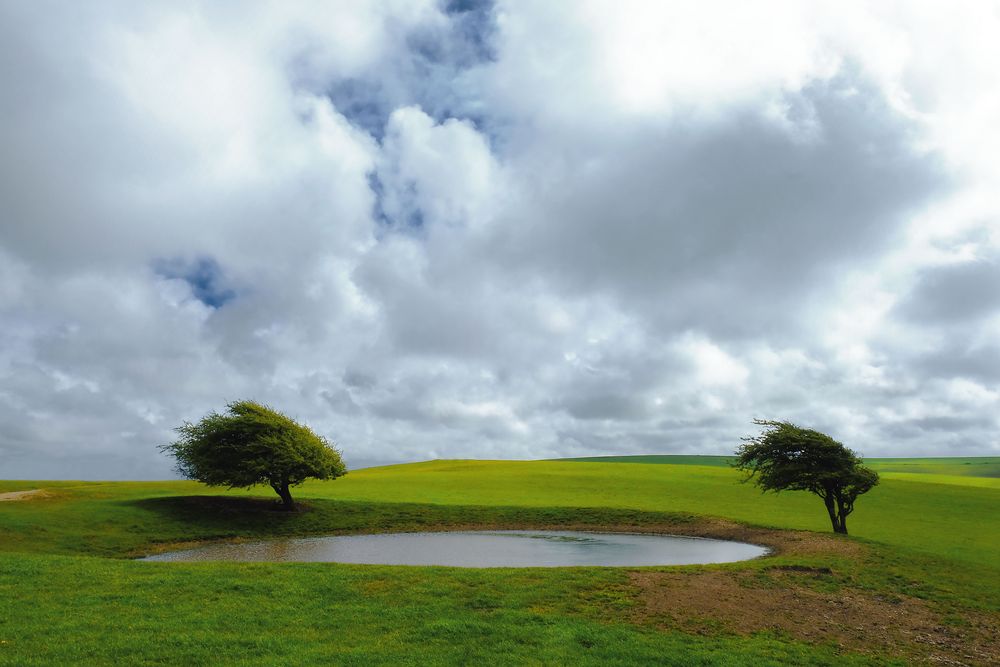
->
[[324, 0, 497, 141], [327, 78, 389, 140], [367, 172, 427, 238], [153, 256, 236, 309], [443, 0, 497, 63]]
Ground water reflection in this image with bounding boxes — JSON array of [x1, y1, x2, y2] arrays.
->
[[142, 531, 768, 567]]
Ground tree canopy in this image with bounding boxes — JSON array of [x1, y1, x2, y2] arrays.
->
[[160, 400, 346, 510], [734, 419, 878, 534]]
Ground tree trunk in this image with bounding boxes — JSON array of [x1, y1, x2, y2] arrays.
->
[[822, 494, 842, 533], [821, 491, 849, 534], [271, 481, 295, 511], [835, 497, 850, 535]]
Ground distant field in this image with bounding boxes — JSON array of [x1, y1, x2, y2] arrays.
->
[[557, 454, 1000, 476], [557, 454, 1000, 488], [556, 455, 735, 466], [1, 457, 997, 665], [317, 460, 1000, 569], [866, 457, 1000, 478]]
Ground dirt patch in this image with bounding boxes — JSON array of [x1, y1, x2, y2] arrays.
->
[[630, 569, 998, 666], [479, 517, 860, 561], [0, 489, 50, 502], [633, 516, 865, 560], [477, 517, 864, 561]]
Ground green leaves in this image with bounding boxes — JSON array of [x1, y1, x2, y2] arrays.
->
[[735, 419, 879, 533], [160, 401, 347, 506]]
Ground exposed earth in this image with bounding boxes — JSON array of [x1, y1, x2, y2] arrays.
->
[[0, 489, 48, 502]]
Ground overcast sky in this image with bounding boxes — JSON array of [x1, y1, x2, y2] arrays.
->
[[2, 1, 999, 479]]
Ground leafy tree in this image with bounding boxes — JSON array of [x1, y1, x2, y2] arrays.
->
[[160, 400, 346, 510], [734, 419, 878, 534]]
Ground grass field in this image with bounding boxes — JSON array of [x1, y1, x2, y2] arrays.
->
[[558, 455, 1000, 479], [1, 457, 997, 665]]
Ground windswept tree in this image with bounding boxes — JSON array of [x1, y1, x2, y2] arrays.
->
[[160, 400, 346, 510], [734, 419, 878, 534]]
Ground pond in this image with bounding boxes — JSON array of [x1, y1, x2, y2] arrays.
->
[[141, 530, 768, 567]]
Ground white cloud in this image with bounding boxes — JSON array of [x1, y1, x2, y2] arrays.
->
[[1, 1, 999, 478], [378, 106, 500, 230], [678, 336, 749, 389]]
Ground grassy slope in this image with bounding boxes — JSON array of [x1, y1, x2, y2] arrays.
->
[[556, 455, 735, 466], [1, 554, 871, 666], [558, 455, 1000, 479], [1, 459, 998, 665], [311, 460, 999, 569]]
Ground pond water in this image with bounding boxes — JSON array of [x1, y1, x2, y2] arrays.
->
[[141, 530, 768, 567]]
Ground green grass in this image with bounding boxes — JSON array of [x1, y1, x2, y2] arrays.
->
[[309, 460, 999, 569], [867, 457, 1000, 479], [556, 454, 735, 466], [1, 457, 997, 665], [557, 454, 1000, 489], [558, 454, 1000, 479], [0, 553, 878, 666]]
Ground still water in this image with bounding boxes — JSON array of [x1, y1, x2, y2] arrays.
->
[[142, 530, 768, 567]]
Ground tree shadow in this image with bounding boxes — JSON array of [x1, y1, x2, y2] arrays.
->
[[127, 496, 717, 550], [127, 495, 461, 539], [129, 495, 312, 534]]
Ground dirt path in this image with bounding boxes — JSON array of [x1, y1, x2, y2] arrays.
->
[[0, 489, 50, 502], [630, 568, 999, 666]]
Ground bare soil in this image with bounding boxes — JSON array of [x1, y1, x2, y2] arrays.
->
[[517, 516, 997, 666], [0, 489, 50, 502], [630, 568, 998, 666]]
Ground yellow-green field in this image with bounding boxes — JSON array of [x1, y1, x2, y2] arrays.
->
[[1, 457, 997, 665]]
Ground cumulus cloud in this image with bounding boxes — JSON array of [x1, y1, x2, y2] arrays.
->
[[1, 1, 998, 479]]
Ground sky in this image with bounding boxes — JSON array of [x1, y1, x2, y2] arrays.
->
[[1, 1, 999, 479]]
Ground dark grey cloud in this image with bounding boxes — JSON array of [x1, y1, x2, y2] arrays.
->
[[914, 342, 1000, 383], [898, 259, 1000, 324], [877, 418, 996, 456], [560, 393, 654, 422], [483, 75, 948, 340]]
